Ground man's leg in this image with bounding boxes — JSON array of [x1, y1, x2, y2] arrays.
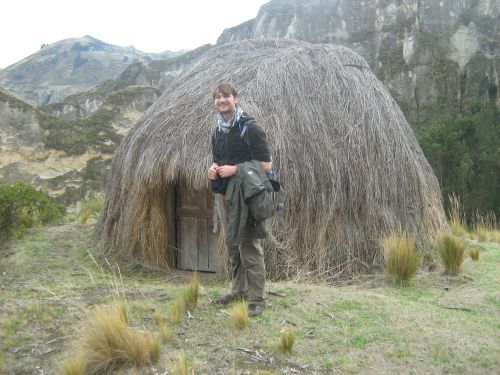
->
[[216, 195, 248, 299], [239, 235, 266, 307]]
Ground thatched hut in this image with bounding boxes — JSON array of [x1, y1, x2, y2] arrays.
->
[[95, 39, 447, 279]]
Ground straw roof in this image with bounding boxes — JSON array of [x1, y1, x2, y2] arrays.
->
[[95, 39, 447, 279]]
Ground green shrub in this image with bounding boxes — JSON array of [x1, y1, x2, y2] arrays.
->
[[435, 233, 465, 275], [0, 181, 64, 241], [381, 234, 421, 286]]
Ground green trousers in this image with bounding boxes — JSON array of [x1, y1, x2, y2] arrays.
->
[[217, 194, 266, 304]]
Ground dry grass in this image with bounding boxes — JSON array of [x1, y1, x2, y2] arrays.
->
[[80, 301, 160, 374], [381, 234, 421, 286], [152, 310, 165, 325], [0, 354, 5, 375], [95, 38, 447, 280], [469, 248, 480, 261], [171, 353, 194, 375], [62, 353, 86, 375], [448, 194, 469, 237], [229, 300, 249, 330], [279, 326, 296, 354], [183, 271, 200, 311], [158, 321, 172, 343], [435, 233, 465, 275], [170, 297, 185, 326]]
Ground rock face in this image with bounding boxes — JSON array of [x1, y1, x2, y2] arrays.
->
[[217, 0, 499, 125], [0, 35, 174, 106], [0, 85, 160, 203]]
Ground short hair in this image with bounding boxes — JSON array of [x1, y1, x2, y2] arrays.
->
[[212, 83, 238, 99]]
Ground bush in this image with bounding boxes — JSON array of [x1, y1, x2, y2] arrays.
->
[[435, 233, 465, 275], [381, 234, 421, 286], [0, 181, 63, 241]]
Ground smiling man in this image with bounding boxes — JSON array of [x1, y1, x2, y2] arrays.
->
[[208, 82, 272, 317]]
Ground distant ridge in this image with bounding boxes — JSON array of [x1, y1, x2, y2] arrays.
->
[[0, 35, 179, 105]]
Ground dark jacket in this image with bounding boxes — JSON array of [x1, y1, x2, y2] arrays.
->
[[211, 113, 271, 194], [224, 160, 274, 248]]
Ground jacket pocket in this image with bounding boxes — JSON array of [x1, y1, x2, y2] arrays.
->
[[249, 190, 274, 221]]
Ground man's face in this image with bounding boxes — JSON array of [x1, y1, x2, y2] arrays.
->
[[214, 90, 237, 117]]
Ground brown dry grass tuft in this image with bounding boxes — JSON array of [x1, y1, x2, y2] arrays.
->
[[158, 321, 172, 344], [170, 297, 185, 326], [229, 300, 249, 330], [435, 233, 465, 275], [469, 248, 480, 261], [381, 234, 421, 286], [279, 326, 296, 354], [62, 353, 86, 375], [171, 353, 195, 375], [153, 310, 165, 325], [80, 301, 160, 374], [183, 271, 200, 311]]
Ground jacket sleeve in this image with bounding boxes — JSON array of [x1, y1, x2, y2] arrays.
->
[[246, 123, 271, 162]]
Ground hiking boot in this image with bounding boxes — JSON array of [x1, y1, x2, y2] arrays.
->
[[212, 293, 246, 305], [248, 303, 266, 317]]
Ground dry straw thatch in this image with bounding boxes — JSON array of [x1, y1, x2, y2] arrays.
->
[[95, 39, 447, 280]]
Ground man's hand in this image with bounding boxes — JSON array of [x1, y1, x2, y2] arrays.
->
[[216, 165, 237, 178], [208, 163, 219, 180]]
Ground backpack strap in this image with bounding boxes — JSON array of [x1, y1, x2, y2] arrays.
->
[[238, 119, 256, 158]]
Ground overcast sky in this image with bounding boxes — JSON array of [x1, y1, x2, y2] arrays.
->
[[0, 0, 269, 68]]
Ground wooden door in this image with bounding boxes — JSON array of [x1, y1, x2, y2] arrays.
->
[[176, 183, 219, 272]]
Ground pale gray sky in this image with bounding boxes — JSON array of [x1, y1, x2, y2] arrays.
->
[[1, 0, 269, 68]]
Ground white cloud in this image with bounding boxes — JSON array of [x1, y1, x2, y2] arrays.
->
[[0, 0, 268, 68]]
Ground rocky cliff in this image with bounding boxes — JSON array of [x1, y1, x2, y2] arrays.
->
[[218, 0, 499, 125], [0, 84, 161, 204], [0, 35, 175, 106]]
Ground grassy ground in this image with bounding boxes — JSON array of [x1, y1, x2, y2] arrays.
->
[[0, 223, 499, 374]]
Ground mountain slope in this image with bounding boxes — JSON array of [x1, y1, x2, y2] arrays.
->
[[0, 35, 173, 105]]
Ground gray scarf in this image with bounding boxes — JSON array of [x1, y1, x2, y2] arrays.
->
[[217, 106, 243, 133]]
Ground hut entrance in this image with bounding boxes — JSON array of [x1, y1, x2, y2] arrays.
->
[[175, 183, 219, 272]]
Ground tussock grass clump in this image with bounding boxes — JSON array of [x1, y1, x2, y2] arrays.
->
[[448, 194, 468, 238], [279, 326, 296, 354], [381, 234, 421, 286], [62, 354, 86, 375], [153, 310, 165, 325], [469, 248, 480, 261], [158, 321, 172, 343], [435, 233, 465, 275], [81, 302, 160, 373], [171, 353, 195, 375], [183, 271, 200, 311], [78, 192, 104, 224], [0, 354, 5, 375], [152, 310, 172, 343], [229, 300, 249, 330], [170, 297, 186, 325]]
